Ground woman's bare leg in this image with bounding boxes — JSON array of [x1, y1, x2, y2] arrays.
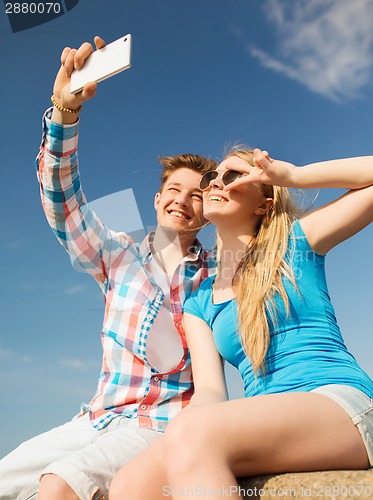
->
[[109, 438, 168, 500], [38, 474, 79, 500], [163, 392, 369, 499]]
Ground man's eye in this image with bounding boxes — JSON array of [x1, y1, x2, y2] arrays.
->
[[192, 194, 203, 200]]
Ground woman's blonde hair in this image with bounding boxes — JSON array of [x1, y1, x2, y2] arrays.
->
[[223, 149, 300, 372]]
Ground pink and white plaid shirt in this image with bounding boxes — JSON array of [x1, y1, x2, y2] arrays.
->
[[36, 109, 216, 432]]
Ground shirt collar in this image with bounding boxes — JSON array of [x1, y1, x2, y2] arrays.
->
[[139, 232, 204, 265]]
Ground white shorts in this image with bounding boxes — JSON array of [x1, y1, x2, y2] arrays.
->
[[0, 414, 161, 500], [312, 384, 373, 467]]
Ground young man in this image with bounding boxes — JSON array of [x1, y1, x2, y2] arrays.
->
[[0, 37, 216, 500]]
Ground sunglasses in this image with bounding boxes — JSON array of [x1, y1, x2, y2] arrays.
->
[[199, 169, 244, 190]]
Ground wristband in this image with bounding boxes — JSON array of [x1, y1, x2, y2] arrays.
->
[[51, 95, 82, 114]]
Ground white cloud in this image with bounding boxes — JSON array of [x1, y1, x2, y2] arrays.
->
[[0, 349, 92, 371], [59, 358, 96, 371], [0, 348, 11, 358], [18, 281, 59, 293], [0, 347, 31, 362], [0, 240, 23, 250], [248, 0, 373, 101], [20, 355, 31, 363], [65, 285, 86, 295], [17, 281, 90, 296]]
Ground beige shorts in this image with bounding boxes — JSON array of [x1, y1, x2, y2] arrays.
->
[[312, 384, 373, 467], [0, 413, 161, 500]]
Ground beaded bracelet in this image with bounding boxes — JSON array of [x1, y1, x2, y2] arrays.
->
[[51, 95, 82, 114]]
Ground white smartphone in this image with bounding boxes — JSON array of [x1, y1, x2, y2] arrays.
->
[[70, 34, 132, 94]]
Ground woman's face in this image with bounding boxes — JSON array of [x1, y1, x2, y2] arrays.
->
[[202, 156, 269, 227]]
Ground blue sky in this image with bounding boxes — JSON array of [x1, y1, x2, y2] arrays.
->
[[0, 0, 372, 458]]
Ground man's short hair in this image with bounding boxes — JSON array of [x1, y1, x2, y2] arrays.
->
[[159, 154, 217, 192]]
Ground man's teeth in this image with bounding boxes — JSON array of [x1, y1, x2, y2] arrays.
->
[[209, 195, 226, 202], [170, 211, 188, 219]]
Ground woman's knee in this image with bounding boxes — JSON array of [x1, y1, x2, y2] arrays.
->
[[109, 469, 130, 500], [109, 448, 164, 500], [164, 408, 219, 469], [38, 473, 79, 500], [109, 462, 163, 500], [166, 409, 208, 446]]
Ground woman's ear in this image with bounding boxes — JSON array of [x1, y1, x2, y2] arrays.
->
[[254, 198, 273, 216]]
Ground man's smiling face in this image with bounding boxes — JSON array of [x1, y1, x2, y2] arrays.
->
[[154, 167, 205, 238]]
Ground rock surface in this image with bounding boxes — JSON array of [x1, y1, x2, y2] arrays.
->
[[238, 470, 373, 499]]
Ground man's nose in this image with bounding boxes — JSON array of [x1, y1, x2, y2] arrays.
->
[[175, 192, 189, 205]]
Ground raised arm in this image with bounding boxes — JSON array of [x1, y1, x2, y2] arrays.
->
[[299, 183, 373, 254], [225, 149, 373, 255], [288, 156, 373, 190], [183, 313, 228, 407], [36, 36, 133, 285], [255, 150, 373, 254], [224, 149, 373, 191]]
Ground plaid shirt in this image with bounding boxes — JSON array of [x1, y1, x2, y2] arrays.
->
[[36, 108, 216, 432]]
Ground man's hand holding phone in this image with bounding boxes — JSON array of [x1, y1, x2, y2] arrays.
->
[[52, 36, 106, 124], [51, 34, 132, 123]]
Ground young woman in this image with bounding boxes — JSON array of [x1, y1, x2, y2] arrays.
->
[[109, 149, 373, 499]]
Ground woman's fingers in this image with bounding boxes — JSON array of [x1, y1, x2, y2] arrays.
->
[[253, 148, 273, 169]]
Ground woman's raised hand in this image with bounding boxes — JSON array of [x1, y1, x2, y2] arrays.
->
[[224, 148, 297, 191]]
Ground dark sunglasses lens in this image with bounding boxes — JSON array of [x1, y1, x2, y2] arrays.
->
[[200, 170, 218, 190], [222, 170, 243, 185]]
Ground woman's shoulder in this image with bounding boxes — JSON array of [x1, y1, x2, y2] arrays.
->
[[199, 274, 216, 289], [290, 219, 304, 237], [183, 275, 215, 312], [288, 219, 325, 260], [191, 274, 216, 299]]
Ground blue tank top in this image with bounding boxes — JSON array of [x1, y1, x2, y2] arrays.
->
[[183, 220, 373, 398]]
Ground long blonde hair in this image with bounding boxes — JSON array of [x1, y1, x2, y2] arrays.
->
[[224, 150, 300, 372]]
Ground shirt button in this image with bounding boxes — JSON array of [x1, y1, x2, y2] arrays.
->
[[153, 376, 159, 382], [141, 404, 147, 410]]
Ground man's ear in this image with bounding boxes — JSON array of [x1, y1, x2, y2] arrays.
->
[[154, 192, 161, 211], [254, 198, 273, 215]]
